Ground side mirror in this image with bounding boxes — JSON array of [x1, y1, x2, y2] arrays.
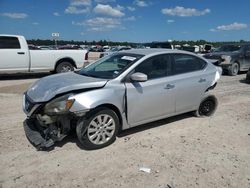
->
[[130, 72, 148, 82]]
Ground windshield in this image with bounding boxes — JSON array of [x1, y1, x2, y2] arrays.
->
[[79, 53, 143, 79], [213, 45, 241, 52]]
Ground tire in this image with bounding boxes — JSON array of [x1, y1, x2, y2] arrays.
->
[[56, 62, 74, 73], [246, 69, 250, 84], [76, 108, 119, 150], [194, 95, 218, 117], [228, 62, 239, 76]]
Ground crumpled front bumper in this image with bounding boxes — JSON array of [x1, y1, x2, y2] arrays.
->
[[23, 119, 55, 150]]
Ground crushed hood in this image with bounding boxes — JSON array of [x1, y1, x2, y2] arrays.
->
[[26, 72, 108, 102]]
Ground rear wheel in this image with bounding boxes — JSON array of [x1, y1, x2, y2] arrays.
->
[[56, 62, 74, 73], [228, 62, 239, 76], [194, 95, 218, 117], [76, 108, 119, 150]]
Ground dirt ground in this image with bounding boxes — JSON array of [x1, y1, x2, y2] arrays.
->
[[0, 73, 249, 188]]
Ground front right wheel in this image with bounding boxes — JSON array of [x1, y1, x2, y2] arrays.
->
[[76, 108, 119, 150]]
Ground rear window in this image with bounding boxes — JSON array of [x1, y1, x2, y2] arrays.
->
[[173, 54, 207, 75], [0, 36, 21, 49]]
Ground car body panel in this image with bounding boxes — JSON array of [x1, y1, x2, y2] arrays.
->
[[125, 77, 175, 126], [27, 72, 108, 103]]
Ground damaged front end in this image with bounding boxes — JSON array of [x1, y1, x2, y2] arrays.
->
[[23, 93, 86, 150]]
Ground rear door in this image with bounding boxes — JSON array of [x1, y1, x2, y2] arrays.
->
[[0, 36, 29, 72], [125, 54, 176, 127], [170, 53, 209, 113]]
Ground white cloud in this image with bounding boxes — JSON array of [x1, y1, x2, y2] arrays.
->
[[134, 0, 148, 7], [95, 0, 116, 3], [127, 6, 136, 11], [1, 12, 28, 19], [124, 16, 136, 21], [70, 0, 91, 6], [53, 12, 60, 16], [167, 19, 175, 23], [65, 6, 90, 14], [94, 4, 125, 17], [32, 22, 39, 25], [73, 17, 122, 32], [86, 17, 121, 26], [80, 32, 86, 35], [65, 0, 91, 14], [210, 22, 248, 32], [162, 6, 210, 17], [116, 5, 125, 11]]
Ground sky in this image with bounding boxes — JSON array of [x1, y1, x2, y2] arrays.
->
[[0, 0, 250, 42]]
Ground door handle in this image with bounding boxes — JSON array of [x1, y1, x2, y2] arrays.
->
[[17, 52, 25, 55], [199, 78, 206, 83], [165, 84, 175, 89]]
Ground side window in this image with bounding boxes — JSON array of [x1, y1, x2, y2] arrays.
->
[[173, 54, 206, 75], [135, 55, 171, 79], [0, 36, 21, 49]]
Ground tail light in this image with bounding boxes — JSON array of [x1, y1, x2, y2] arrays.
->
[[85, 52, 89, 60]]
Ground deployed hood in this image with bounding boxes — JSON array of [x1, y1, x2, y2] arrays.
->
[[27, 72, 108, 102]]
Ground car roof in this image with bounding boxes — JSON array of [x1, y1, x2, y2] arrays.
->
[[118, 48, 193, 56]]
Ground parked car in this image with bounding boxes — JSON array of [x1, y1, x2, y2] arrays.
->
[[246, 68, 250, 83], [99, 46, 131, 58], [38, 45, 53, 50], [203, 44, 250, 76], [0, 35, 88, 73], [23, 49, 222, 150], [58, 45, 83, 50], [146, 42, 173, 49]]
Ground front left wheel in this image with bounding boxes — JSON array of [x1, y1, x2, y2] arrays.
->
[[76, 108, 119, 150]]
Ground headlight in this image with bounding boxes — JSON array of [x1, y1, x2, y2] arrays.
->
[[221, 55, 231, 64], [44, 94, 75, 115]]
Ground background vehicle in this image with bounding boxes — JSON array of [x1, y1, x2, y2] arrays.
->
[[99, 46, 131, 58], [23, 49, 221, 150], [146, 41, 173, 49], [203, 44, 250, 76], [246, 68, 250, 83], [0, 35, 88, 74]]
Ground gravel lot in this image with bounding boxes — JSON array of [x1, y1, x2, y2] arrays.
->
[[0, 73, 249, 188]]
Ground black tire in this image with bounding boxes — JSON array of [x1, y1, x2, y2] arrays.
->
[[228, 62, 239, 76], [56, 62, 74, 73], [246, 69, 250, 83], [76, 108, 119, 150], [194, 95, 218, 117]]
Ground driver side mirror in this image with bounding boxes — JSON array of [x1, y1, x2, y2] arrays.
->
[[130, 72, 148, 82]]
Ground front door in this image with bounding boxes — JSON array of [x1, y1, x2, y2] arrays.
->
[[125, 54, 175, 127], [0, 36, 29, 72]]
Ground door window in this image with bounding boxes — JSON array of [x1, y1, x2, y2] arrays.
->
[[0, 36, 21, 49], [134, 54, 171, 79], [172, 54, 206, 75]]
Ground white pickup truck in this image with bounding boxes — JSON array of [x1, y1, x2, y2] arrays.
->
[[0, 34, 88, 74]]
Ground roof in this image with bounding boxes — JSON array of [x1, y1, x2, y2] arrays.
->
[[119, 48, 194, 56]]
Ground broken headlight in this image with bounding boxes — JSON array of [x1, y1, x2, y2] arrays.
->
[[44, 94, 75, 115], [221, 55, 231, 64]]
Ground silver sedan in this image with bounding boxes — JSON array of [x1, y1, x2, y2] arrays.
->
[[23, 49, 222, 150]]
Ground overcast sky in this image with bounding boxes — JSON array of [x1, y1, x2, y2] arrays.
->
[[0, 0, 250, 42]]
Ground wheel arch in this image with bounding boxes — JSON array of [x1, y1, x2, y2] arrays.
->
[[92, 103, 123, 131], [54, 57, 77, 71]]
